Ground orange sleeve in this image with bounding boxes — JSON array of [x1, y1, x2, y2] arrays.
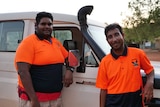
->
[[96, 58, 108, 89], [54, 38, 68, 59], [15, 37, 34, 64], [140, 50, 154, 74]]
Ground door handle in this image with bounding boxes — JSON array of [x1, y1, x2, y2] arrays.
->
[[76, 81, 95, 85], [76, 81, 84, 84]]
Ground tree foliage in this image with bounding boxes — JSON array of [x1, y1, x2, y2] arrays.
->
[[123, 0, 160, 44]]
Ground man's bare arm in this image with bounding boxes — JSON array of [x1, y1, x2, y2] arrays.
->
[[17, 62, 40, 107]]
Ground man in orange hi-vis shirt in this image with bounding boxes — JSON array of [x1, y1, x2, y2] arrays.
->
[[15, 12, 74, 107], [96, 23, 154, 107]]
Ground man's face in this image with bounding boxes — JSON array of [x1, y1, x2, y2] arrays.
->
[[36, 17, 53, 38], [106, 28, 124, 50]]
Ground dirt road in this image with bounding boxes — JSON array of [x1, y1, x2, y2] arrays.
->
[[143, 49, 160, 61]]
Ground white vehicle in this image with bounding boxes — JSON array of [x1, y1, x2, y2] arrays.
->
[[0, 5, 160, 107]]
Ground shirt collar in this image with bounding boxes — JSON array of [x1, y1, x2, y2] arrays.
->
[[111, 45, 128, 59]]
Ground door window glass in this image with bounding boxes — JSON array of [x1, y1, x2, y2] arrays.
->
[[84, 43, 98, 66], [0, 21, 24, 52], [52, 30, 72, 44]]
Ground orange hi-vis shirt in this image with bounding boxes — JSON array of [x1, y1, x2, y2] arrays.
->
[[96, 47, 153, 94], [15, 34, 68, 101], [96, 47, 154, 107]]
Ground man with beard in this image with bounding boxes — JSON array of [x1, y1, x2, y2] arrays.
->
[[96, 23, 154, 107], [15, 12, 73, 107]]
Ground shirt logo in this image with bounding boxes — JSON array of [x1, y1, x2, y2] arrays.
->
[[132, 59, 138, 66]]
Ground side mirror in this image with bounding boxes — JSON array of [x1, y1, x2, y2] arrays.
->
[[68, 50, 80, 67]]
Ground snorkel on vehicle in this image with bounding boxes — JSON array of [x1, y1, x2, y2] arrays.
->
[[77, 5, 105, 61]]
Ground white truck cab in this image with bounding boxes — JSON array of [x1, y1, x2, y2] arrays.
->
[[0, 5, 160, 107]]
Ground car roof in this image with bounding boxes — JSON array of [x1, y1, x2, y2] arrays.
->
[[0, 11, 106, 27]]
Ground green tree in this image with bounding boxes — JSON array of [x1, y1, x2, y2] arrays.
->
[[123, 0, 160, 44]]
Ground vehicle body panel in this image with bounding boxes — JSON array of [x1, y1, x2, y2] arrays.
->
[[0, 7, 160, 107]]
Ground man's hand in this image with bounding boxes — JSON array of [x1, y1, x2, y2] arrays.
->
[[143, 81, 154, 102], [31, 99, 40, 107], [63, 70, 73, 87], [143, 70, 154, 103]]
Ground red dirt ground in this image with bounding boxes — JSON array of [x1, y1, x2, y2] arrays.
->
[[143, 49, 160, 61]]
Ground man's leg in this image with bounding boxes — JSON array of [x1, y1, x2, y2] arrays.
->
[[19, 98, 30, 107]]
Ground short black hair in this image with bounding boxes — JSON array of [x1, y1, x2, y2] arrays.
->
[[36, 12, 53, 24], [104, 23, 123, 36]]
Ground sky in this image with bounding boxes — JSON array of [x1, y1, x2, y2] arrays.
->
[[0, 0, 131, 26]]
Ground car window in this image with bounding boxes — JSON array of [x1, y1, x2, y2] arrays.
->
[[0, 21, 24, 52]]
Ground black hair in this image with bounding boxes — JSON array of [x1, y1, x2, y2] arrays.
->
[[104, 23, 123, 36], [36, 12, 53, 24]]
